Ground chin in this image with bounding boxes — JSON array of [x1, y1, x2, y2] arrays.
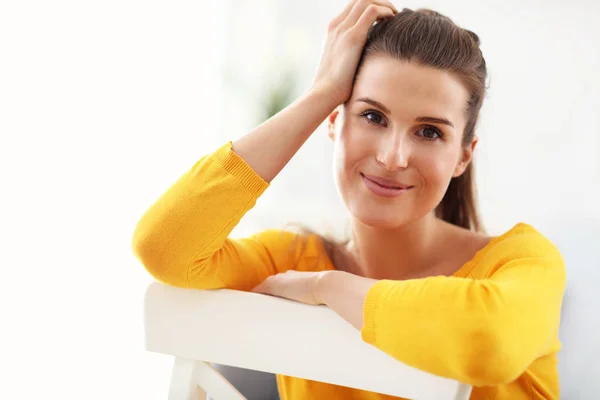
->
[[336, 176, 438, 229], [349, 203, 416, 230]]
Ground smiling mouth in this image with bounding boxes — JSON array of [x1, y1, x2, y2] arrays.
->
[[360, 173, 414, 198], [360, 173, 413, 189]]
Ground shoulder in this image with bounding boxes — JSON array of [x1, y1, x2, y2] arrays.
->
[[477, 223, 566, 279], [444, 221, 560, 260], [492, 223, 563, 261]]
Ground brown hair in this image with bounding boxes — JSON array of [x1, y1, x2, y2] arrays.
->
[[292, 8, 488, 270]]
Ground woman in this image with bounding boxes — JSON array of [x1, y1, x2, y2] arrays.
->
[[132, 2, 566, 399]]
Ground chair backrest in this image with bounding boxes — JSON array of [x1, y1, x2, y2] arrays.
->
[[144, 283, 472, 400], [543, 219, 600, 398]]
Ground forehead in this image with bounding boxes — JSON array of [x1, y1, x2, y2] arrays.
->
[[351, 56, 470, 126]]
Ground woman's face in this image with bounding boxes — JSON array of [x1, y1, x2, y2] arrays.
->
[[328, 57, 477, 229]]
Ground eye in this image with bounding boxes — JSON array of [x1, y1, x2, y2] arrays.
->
[[360, 110, 386, 127], [417, 125, 443, 141]]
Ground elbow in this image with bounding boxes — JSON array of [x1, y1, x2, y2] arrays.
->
[[460, 320, 530, 386], [132, 232, 182, 286], [132, 241, 162, 279], [132, 234, 217, 289], [132, 221, 161, 271]]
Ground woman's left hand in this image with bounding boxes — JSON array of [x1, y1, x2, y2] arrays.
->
[[251, 270, 329, 305]]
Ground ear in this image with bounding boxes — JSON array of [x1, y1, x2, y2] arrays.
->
[[327, 106, 341, 141], [452, 136, 478, 178]]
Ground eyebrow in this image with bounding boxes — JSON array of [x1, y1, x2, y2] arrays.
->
[[355, 97, 455, 129]]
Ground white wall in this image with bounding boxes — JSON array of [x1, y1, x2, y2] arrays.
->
[[0, 0, 598, 399], [226, 0, 600, 238], [0, 1, 226, 398]]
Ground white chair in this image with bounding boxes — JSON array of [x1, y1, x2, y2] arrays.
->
[[144, 283, 473, 400]]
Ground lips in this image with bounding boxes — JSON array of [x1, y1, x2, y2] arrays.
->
[[361, 173, 413, 190], [360, 173, 413, 198]]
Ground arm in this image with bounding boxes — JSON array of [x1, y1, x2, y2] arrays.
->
[[131, 89, 336, 290], [315, 237, 566, 387], [130, 140, 328, 291], [132, 1, 398, 289], [315, 270, 377, 329], [232, 87, 338, 183]]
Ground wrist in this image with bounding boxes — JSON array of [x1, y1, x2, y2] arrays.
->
[[307, 83, 343, 113], [313, 270, 343, 305]]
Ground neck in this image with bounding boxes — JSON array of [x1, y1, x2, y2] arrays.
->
[[344, 213, 442, 280]]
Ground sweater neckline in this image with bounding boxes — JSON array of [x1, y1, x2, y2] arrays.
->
[[316, 222, 532, 278]]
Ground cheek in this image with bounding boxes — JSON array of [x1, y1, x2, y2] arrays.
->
[[334, 127, 361, 171], [339, 125, 374, 165], [415, 148, 459, 190], [333, 126, 371, 195]]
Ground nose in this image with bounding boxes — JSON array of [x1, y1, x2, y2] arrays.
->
[[375, 133, 410, 171]]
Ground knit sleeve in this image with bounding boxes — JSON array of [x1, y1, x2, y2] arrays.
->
[[131, 141, 320, 291], [360, 231, 566, 387]]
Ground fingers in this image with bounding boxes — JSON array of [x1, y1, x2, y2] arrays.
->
[[328, 0, 360, 30], [338, 0, 397, 31], [352, 4, 395, 33]]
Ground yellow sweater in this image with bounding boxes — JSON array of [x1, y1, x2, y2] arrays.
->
[[132, 141, 566, 400]]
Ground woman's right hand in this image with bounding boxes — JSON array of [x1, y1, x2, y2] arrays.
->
[[231, 1, 398, 183], [311, 0, 398, 106]]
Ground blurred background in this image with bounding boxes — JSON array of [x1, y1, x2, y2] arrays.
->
[[1, 0, 599, 398]]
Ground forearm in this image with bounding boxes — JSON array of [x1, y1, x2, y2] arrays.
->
[[232, 86, 339, 183], [358, 267, 564, 385], [314, 260, 564, 386], [315, 270, 379, 330]]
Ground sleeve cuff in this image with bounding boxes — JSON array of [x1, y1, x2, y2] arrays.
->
[[361, 279, 394, 345], [214, 141, 270, 197]]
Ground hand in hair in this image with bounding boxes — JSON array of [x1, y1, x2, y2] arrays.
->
[[312, 0, 398, 105], [231, 0, 398, 184]]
